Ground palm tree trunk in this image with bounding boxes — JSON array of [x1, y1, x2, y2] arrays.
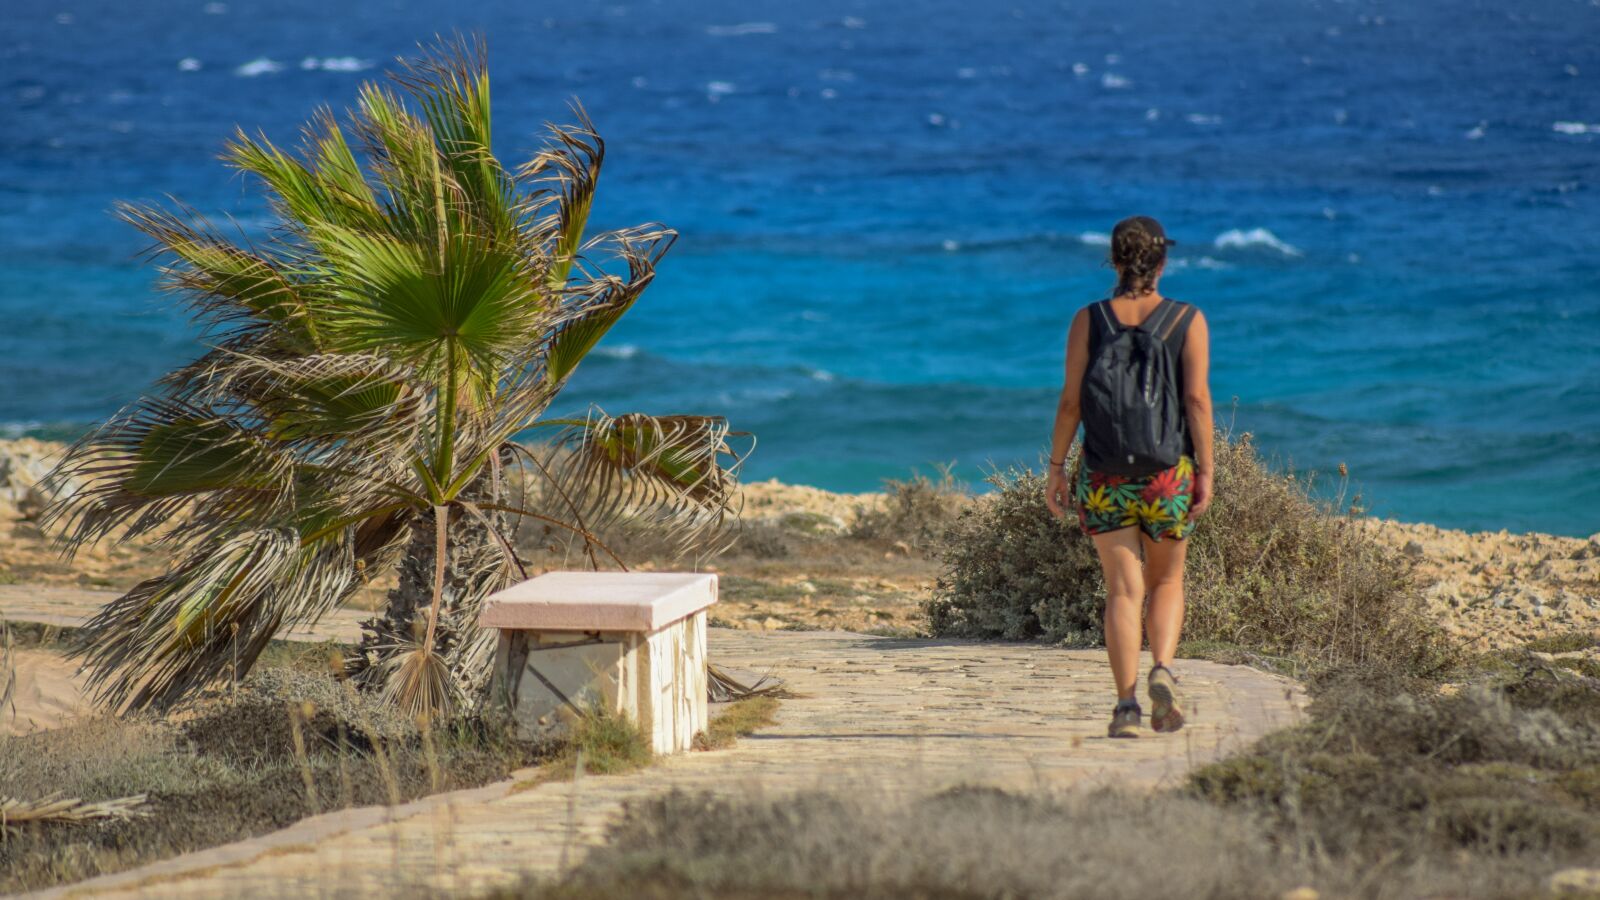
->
[[356, 452, 517, 703]]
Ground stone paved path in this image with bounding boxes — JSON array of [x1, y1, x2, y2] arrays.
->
[[20, 622, 1304, 900]]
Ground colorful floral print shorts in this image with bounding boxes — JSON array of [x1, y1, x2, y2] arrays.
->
[[1074, 455, 1196, 541]]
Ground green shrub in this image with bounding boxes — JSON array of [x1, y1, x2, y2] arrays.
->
[[924, 464, 1103, 644], [926, 433, 1457, 675]]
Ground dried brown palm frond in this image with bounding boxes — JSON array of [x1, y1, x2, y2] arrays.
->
[[1, 793, 149, 828], [530, 410, 753, 558]]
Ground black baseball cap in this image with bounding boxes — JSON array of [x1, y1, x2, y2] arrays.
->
[[1112, 215, 1177, 247]]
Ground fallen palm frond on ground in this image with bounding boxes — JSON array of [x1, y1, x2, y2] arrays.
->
[[1, 793, 148, 828], [707, 662, 787, 702]]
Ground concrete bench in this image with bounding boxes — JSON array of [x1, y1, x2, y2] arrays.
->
[[478, 571, 716, 754]]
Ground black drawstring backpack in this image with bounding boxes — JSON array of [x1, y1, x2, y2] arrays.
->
[[1080, 298, 1197, 476]]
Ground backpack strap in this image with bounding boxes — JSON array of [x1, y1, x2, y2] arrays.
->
[[1158, 301, 1198, 346], [1087, 300, 1121, 350]]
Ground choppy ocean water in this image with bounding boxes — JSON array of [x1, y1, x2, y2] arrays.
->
[[3, 0, 1598, 535]]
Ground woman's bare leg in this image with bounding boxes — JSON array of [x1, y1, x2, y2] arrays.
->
[[1091, 528, 1145, 701], [1141, 533, 1188, 668]]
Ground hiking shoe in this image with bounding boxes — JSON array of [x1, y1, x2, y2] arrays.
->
[[1108, 701, 1143, 738], [1148, 665, 1185, 733]]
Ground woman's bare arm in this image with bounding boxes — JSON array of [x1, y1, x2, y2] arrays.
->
[[1045, 308, 1091, 517], [1181, 310, 1215, 516]]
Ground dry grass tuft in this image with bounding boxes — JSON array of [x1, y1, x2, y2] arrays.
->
[[693, 695, 780, 751], [848, 464, 970, 552]]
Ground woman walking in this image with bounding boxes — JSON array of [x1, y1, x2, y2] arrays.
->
[[1043, 216, 1214, 738]]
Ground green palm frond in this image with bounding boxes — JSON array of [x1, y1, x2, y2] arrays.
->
[[115, 203, 319, 349]]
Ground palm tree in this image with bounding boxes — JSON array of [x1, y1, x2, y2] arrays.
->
[[44, 38, 748, 718]]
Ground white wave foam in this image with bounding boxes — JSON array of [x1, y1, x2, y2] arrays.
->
[[300, 56, 373, 72], [234, 57, 282, 77], [819, 88, 838, 100], [706, 81, 736, 96], [178, 57, 202, 72], [808, 368, 836, 383], [1213, 228, 1302, 257], [1553, 121, 1600, 135], [1465, 121, 1487, 140], [927, 113, 947, 127], [956, 67, 978, 79], [1186, 113, 1222, 126], [707, 22, 777, 36], [842, 16, 866, 29], [1145, 108, 1160, 121], [1078, 231, 1111, 247], [1071, 62, 1089, 75], [942, 239, 961, 252], [204, 2, 227, 12], [1101, 72, 1131, 89], [594, 344, 639, 360], [1168, 256, 1233, 270]]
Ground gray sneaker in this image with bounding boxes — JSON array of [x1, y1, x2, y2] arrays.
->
[[1148, 665, 1185, 733], [1108, 701, 1143, 738]]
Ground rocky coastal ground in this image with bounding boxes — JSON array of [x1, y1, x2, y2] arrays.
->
[[3, 440, 1596, 651]]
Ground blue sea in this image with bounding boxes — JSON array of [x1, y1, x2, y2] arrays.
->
[[4, 0, 1599, 535]]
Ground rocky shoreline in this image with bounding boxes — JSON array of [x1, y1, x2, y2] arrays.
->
[[4, 440, 1596, 650]]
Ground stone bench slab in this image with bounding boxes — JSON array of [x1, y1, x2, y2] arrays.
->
[[478, 571, 717, 632]]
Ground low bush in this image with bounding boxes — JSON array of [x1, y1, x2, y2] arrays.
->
[[509, 786, 1296, 900], [926, 433, 1457, 676], [1189, 658, 1600, 864]]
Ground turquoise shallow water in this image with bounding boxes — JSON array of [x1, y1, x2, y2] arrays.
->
[[3, 0, 1598, 535]]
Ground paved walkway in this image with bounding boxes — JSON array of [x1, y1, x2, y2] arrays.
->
[[14, 617, 1304, 899]]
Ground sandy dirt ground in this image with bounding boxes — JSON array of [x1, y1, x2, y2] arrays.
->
[[2, 647, 91, 735]]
